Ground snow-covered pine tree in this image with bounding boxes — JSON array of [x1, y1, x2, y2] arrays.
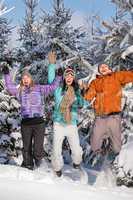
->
[[18, 0, 42, 65], [39, 0, 87, 102], [0, 17, 12, 62], [83, 8, 131, 68], [109, 0, 133, 187], [0, 86, 21, 164], [0, 0, 15, 66], [17, 0, 87, 82], [111, 0, 133, 67], [112, 0, 133, 13], [0, 0, 14, 17], [83, 0, 133, 186], [0, 1, 21, 165], [80, 2, 133, 180], [39, 0, 86, 64], [83, 14, 107, 65]]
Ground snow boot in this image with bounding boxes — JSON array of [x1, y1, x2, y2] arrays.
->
[[21, 151, 34, 170], [35, 159, 43, 168], [21, 161, 34, 170], [107, 152, 119, 164], [73, 163, 80, 169], [55, 170, 62, 177]]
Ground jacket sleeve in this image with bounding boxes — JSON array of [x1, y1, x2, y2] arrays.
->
[[4, 73, 18, 97], [48, 64, 56, 84], [115, 71, 133, 85], [47, 63, 61, 98], [40, 76, 62, 97], [83, 80, 96, 101]]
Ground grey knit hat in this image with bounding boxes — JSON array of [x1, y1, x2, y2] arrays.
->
[[21, 70, 33, 79]]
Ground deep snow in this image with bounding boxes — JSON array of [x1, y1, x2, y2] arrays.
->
[[0, 160, 133, 200]]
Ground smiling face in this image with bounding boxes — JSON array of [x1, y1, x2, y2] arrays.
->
[[99, 64, 112, 75], [65, 73, 75, 86], [22, 75, 32, 87]]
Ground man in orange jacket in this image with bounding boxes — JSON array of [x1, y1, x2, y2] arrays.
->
[[82, 63, 133, 161]]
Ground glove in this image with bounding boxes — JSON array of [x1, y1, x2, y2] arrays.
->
[[57, 67, 64, 76], [1, 62, 9, 74]]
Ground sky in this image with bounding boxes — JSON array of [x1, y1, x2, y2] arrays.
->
[[3, 0, 116, 47], [5, 0, 116, 26]]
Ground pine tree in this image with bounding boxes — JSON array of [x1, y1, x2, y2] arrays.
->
[[40, 0, 86, 60], [84, 10, 130, 68], [18, 0, 42, 65], [83, 14, 107, 65], [0, 0, 14, 17], [0, 1, 21, 165], [0, 17, 12, 62], [83, 0, 133, 186], [112, 0, 133, 13], [109, 0, 133, 187], [0, 88, 21, 164], [82, 2, 133, 181]]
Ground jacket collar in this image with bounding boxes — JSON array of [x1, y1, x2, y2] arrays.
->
[[96, 72, 113, 79]]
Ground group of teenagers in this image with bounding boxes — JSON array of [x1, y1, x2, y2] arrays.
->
[[1, 51, 133, 177]]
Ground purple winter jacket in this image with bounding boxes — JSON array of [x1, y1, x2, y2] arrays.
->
[[4, 74, 61, 119]]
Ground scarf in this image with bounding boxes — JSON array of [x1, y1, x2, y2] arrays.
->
[[60, 86, 75, 124]]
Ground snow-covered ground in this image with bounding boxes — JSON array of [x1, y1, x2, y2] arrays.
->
[[116, 140, 133, 182], [0, 160, 133, 200]]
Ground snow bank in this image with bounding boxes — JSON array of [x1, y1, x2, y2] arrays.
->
[[117, 141, 133, 177], [0, 164, 133, 200]]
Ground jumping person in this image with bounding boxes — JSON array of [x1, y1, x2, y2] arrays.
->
[[48, 51, 84, 177], [82, 63, 133, 164], [2, 62, 61, 170]]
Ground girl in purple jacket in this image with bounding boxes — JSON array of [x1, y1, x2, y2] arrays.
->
[[2, 63, 61, 170]]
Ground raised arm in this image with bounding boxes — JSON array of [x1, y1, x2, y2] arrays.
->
[[83, 80, 96, 102], [2, 63, 18, 97], [40, 75, 62, 97], [4, 73, 18, 96], [39, 51, 62, 96], [48, 51, 56, 84], [48, 64, 56, 84], [115, 71, 133, 85]]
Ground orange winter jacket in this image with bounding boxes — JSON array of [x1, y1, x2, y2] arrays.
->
[[84, 71, 133, 115]]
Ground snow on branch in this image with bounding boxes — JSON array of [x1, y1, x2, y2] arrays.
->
[[112, 0, 133, 13], [52, 38, 97, 83], [120, 27, 133, 49], [0, 0, 15, 17], [121, 45, 133, 59], [61, 56, 81, 67], [52, 38, 96, 73]]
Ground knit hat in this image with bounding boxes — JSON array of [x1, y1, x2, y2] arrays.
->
[[21, 70, 32, 79], [64, 67, 75, 78]]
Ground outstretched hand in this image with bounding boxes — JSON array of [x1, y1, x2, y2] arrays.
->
[[48, 51, 57, 64]]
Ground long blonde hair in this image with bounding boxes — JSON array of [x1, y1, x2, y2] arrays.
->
[[19, 71, 35, 92]]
